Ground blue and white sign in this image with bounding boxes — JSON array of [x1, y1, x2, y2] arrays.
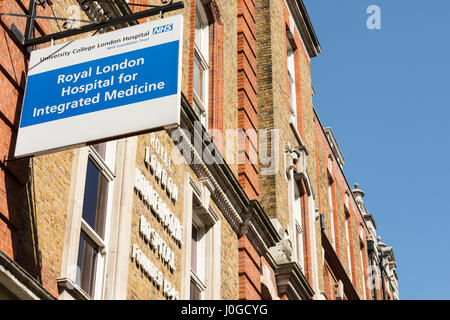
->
[[15, 15, 183, 157]]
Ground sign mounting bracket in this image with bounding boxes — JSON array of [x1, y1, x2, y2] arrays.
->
[[5, 0, 184, 49]]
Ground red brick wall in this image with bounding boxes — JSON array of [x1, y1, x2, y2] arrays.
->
[[281, 2, 311, 140], [0, 0, 59, 298], [237, 0, 259, 200], [187, 0, 224, 152], [239, 235, 269, 300], [313, 111, 372, 299], [207, 1, 224, 153]]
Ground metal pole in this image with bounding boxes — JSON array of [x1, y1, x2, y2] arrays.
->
[[24, 0, 37, 53]]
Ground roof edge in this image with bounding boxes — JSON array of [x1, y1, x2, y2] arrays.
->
[[286, 0, 322, 58]]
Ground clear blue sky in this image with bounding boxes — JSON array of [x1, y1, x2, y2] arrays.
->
[[303, 0, 450, 299]]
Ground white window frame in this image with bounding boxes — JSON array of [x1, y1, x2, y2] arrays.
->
[[344, 213, 353, 282], [360, 245, 367, 299], [327, 156, 333, 175], [360, 223, 365, 242], [193, 1, 210, 129], [60, 142, 116, 300], [293, 182, 304, 270], [328, 181, 336, 249], [78, 144, 116, 300], [295, 223, 304, 270], [181, 175, 221, 300], [190, 218, 207, 299], [286, 38, 297, 129], [344, 192, 349, 211]]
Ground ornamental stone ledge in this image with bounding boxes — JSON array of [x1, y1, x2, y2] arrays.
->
[[56, 277, 91, 300], [266, 219, 314, 300], [0, 249, 54, 300], [273, 261, 315, 300]]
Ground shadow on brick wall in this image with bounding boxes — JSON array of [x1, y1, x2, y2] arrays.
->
[[0, 30, 45, 291]]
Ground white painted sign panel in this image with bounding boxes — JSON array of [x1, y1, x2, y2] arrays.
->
[[15, 15, 183, 158]]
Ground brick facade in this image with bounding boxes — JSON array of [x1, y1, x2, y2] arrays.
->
[[0, 0, 398, 300], [237, 0, 259, 200]]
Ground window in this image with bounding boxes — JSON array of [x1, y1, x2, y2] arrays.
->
[[59, 140, 121, 300], [360, 245, 367, 299], [344, 212, 352, 281], [328, 180, 336, 248], [327, 156, 333, 175], [286, 38, 297, 129], [344, 192, 349, 210], [293, 182, 304, 270], [76, 231, 98, 297], [75, 143, 115, 299], [193, 1, 209, 128], [190, 220, 206, 300], [182, 176, 221, 300]]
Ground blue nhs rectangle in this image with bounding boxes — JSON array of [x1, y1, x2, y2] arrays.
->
[[153, 23, 173, 35]]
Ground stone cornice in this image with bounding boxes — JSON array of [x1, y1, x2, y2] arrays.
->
[[363, 212, 378, 230], [286, 0, 322, 58], [175, 127, 243, 232], [324, 127, 345, 167], [173, 94, 280, 252], [246, 200, 281, 255], [56, 277, 91, 300], [274, 261, 315, 300]]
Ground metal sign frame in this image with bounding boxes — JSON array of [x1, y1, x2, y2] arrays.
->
[[1, 0, 185, 161], [14, 12, 184, 158], [2, 0, 184, 48]]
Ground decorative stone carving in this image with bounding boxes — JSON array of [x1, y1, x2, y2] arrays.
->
[[352, 183, 367, 213], [285, 150, 296, 174], [193, 176, 217, 225], [175, 129, 243, 232], [204, 0, 222, 25], [199, 177, 214, 210], [269, 227, 293, 264], [238, 209, 252, 238], [293, 149, 307, 182], [286, 145, 307, 179]]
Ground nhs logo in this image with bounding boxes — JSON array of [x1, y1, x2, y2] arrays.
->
[[153, 23, 174, 35]]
